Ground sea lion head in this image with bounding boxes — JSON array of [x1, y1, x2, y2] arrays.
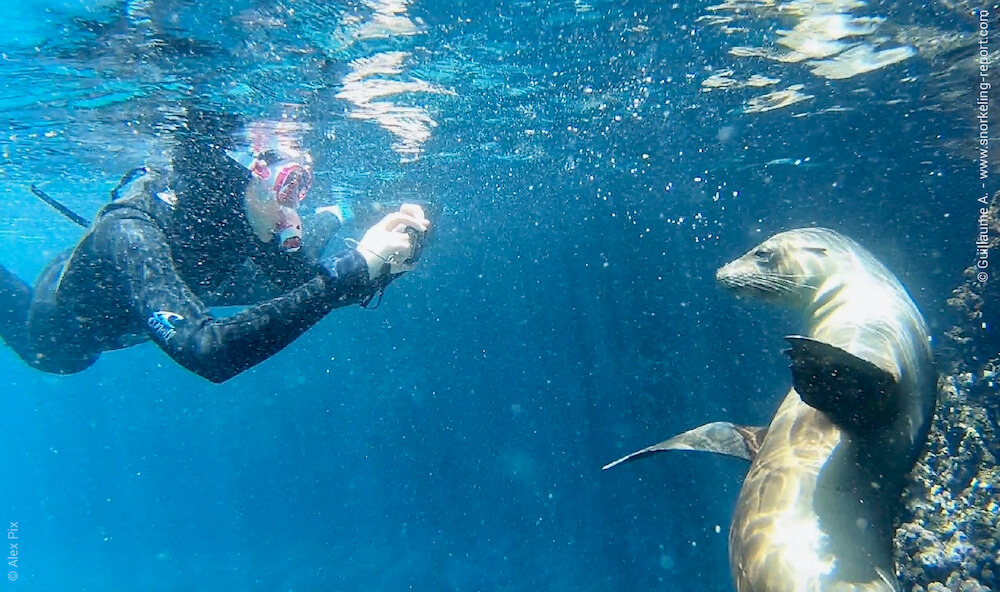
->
[[716, 228, 850, 304]]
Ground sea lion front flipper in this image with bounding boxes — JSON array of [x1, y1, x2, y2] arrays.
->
[[784, 335, 900, 430], [602, 422, 767, 470]]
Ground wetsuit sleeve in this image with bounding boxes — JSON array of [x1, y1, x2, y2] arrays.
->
[[94, 214, 374, 383]]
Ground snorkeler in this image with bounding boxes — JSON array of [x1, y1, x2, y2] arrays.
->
[[0, 109, 430, 383]]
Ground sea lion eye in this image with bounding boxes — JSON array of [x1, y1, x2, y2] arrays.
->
[[753, 248, 772, 261]]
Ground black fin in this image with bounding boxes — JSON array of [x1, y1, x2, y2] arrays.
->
[[29, 185, 90, 228], [784, 335, 899, 430], [603, 421, 767, 470]]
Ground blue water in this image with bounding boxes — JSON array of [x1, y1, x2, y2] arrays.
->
[[0, 1, 991, 590]]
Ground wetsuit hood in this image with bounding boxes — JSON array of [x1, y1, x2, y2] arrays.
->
[[170, 143, 256, 245], [166, 108, 259, 257]]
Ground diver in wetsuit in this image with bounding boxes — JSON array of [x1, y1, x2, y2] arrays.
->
[[0, 113, 430, 383]]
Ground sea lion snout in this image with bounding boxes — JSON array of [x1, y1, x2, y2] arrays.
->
[[715, 257, 751, 288], [715, 253, 780, 298], [715, 262, 733, 284]]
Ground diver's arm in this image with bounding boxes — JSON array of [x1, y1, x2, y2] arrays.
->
[[300, 207, 344, 261], [235, 209, 346, 301], [95, 215, 374, 383]]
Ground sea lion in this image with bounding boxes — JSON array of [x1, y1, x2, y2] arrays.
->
[[605, 228, 936, 592]]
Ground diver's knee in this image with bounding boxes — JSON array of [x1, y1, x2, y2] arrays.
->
[[23, 338, 99, 375]]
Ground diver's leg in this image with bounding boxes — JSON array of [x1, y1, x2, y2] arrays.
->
[[0, 264, 35, 361], [0, 256, 97, 374], [24, 252, 99, 374]]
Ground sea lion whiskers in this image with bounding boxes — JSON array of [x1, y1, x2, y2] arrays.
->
[[721, 273, 786, 294], [728, 271, 816, 294], [759, 272, 816, 291], [753, 275, 799, 294], [765, 272, 814, 279]]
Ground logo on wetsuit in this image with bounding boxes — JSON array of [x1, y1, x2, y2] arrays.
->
[[148, 310, 184, 342]]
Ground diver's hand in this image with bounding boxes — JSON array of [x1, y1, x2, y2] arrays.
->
[[356, 204, 430, 280]]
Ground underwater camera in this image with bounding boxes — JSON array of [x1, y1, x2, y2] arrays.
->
[[405, 226, 428, 265]]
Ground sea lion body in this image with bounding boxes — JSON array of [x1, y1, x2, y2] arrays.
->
[[719, 228, 936, 592], [606, 228, 935, 592]]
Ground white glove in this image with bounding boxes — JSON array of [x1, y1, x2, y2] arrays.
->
[[356, 203, 430, 280]]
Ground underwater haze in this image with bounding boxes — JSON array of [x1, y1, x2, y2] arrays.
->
[[0, 0, 996, 591]]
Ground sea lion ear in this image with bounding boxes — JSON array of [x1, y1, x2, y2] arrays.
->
[[803, 247, 828, 256]]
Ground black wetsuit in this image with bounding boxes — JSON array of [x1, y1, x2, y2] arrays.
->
[[0, 165, 382, 384]]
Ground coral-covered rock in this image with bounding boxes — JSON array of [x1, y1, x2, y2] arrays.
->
[[894, 192, 999, 592]]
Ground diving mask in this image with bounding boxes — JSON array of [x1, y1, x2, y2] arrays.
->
[[251, 158, 314, 207], [246, 157, 314, 253]]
